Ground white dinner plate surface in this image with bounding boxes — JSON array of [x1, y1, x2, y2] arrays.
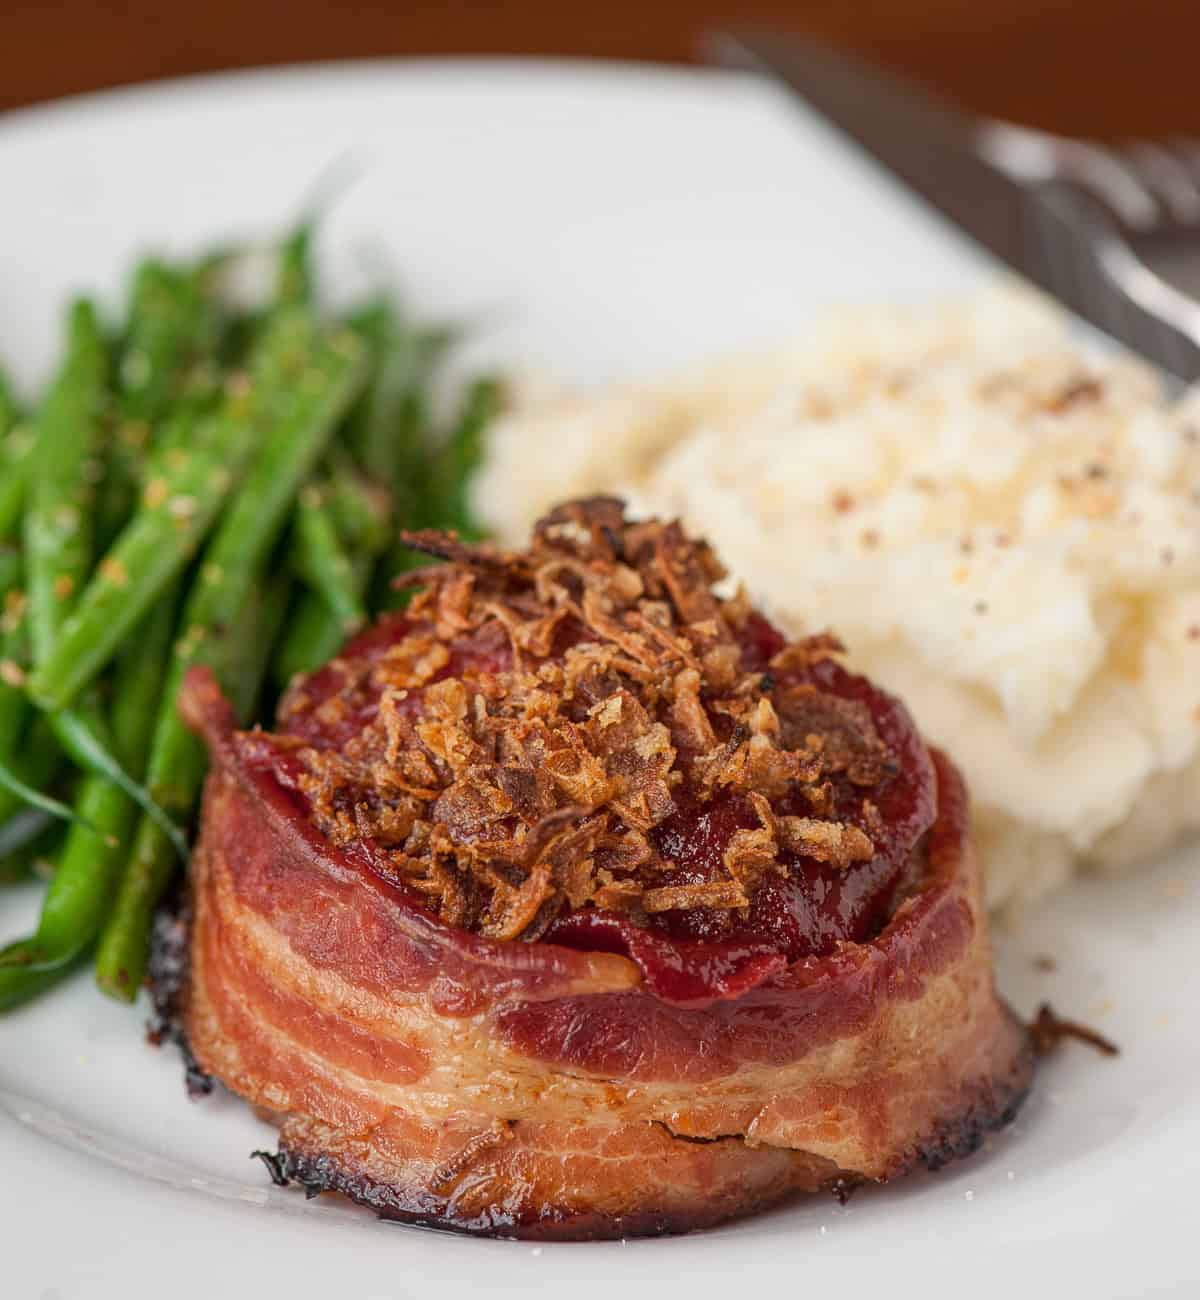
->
[[1, 58, 1197, 1300]]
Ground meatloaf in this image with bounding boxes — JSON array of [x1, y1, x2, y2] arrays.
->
[[179, 497, 1032, 1239]]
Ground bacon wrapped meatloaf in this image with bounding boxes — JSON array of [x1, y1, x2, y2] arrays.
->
[[179, 497, 1032, 1239]]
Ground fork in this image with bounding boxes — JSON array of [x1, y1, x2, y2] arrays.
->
[[978, 123, 1200, 380], [711, 26, 1200, 382]]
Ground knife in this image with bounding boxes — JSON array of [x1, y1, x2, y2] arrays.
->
[[709, 31, 1200, 382]]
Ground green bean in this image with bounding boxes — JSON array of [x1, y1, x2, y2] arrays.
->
[[290, 483, 365, 638], [227, 573, 292, 723], [0, 582, 32, 810], [341, 305, 443, 615], [145, 314, 364, 792], [399, 328, 457, 490], [2, 408, 79, 835], [272, 552, 370, 686], [0, 811, 60, 884], [436, 376, 502, 540], [95, 571, 293, 1001], [324, 448, 392, 553], [342, 299, 398, 479], [111, 600, 178, 769], [368, 390, 438, 610], [0, 371, 16, 433], [346, 308, 454, 490], [100, 257, 225, 542], [0, 599, 173, 999], [144, 370, 222, 465], [0, 807, 55, 863], [368, 374, 498, 609], [120, 260, 218, 424], [141, 407, 201, 470], [0, 548, 19, 607], [276, 220, 316, 310], [0, 751, 85, 832], [276, 159, 369, 311], [23, 298, 109, 670], [95, 314, 367, 1001], [93, 796, 189, 1001], [0, 373, 21, 510], [6, 769, 136, 968], [215, 309, 266, 372], [47, 697, 189, 861], [0, 713, 60, 819], [274, 446, 390, 686], [27, 374, 264, 713], [0, 722, 68, 867], [16, 293, 188, 846], [156, 313, 365, 718], [0, 420, 35, 545], [0, 961, 75, 1012], [0, 858, 31, 885], [0, 340, 87, 838], [0, 326, 93, 831]]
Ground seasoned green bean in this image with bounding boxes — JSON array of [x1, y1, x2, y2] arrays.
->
[[23, 299, 109, 669], [139, 314, 364, 787], [0, 371, 21, 496], [276, 220, 316, 310], [436, 376, 502, 540], [227, 573, 292, 723], [0, 600, 173, 996], [370, 374, 498, 609], [0, 371, 16, 433], [0, 548, 19, 607], [272, 552, 370, 685], [346, 308, 453, 491], [95, 313, 366, 1000], [290, 483, 365, 637], [0, 584, 27, 757], [2, 304, 111, 840], [28, 374, 264, 713], [324, 448, 392, 553], [119, 260, 218, 424], [0, 210, 499, 1013], [0, 811, 60, 885], [0, 419, 35, 545], [95, 572, 293, 1001], [98, 260, 222, 546], [0, 961, 75, 1012], [0, 716, 62, 828]]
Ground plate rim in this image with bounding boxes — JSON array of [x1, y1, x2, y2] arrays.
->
[[0, 53, 749, 137], [1, 52, 1197, 1300]]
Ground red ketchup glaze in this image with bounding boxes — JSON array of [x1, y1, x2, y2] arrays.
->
[[268, 609, 937, 1004]]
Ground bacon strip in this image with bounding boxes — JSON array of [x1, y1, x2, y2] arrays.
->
[[181, 667, 1032, 1239]]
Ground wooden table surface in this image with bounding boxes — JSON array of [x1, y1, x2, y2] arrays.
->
[[5, 0, 1199, 138]]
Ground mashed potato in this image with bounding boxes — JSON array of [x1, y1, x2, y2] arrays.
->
[[473, 288, 1200, 911]]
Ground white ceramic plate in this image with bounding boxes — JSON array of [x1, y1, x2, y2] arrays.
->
[[1, 60, 1197, 1300]]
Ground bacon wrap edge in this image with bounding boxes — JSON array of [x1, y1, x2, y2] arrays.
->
[[179, 666, 1033, 1239]]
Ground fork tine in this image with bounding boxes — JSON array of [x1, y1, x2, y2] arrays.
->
[[1056, 141, 1161, 230], [1123, 142, 1200, 224], [1030, 184, 1200, 383], [1166, 137, 1200, 191], [1031, 185, 1125, 334]]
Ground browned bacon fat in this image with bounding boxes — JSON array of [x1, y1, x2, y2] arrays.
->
[[179, 498, 1032, 1238]]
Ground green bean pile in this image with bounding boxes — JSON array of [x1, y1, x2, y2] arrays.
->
[[0, 222, 500, 1010]]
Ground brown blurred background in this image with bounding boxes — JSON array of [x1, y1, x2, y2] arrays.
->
[[5, 0, 1198, 138]]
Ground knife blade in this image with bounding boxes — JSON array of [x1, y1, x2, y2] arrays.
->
[[710, 31, 1037, 277], [710, 30, 1200, 381]]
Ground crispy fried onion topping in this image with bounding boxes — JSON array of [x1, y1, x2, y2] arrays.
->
[[282, 498, 893, 940]]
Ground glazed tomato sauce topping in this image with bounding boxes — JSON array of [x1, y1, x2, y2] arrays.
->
[[241, 501, 938, 1001], [252, 625, 934, 983]]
